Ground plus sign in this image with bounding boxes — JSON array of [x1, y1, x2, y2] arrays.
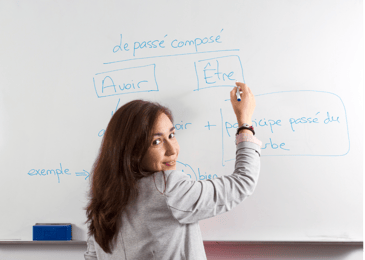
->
[[204, 121, 216, 130]]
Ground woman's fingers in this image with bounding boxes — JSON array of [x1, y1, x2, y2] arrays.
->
[[230, 82, 255, 125]]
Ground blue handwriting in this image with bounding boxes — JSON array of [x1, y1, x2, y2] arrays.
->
[[324, 112, 340, 124], [262, 138, 290, 151], [171, 29, 223, 52], [252, 118, 282, 133], [175, 121, 192, 130], [27, 163, 71, 183], [203, 60, 235, 84], [224, 121, 239, 137], [205, 121, 217, 130], [93, 64, 159, 98], [112, 29, 224, 57], [289, 112, 320, 132], [194, 55, 243, 91]]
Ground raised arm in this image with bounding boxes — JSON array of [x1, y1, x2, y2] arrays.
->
[[164, 83, 261, 224]]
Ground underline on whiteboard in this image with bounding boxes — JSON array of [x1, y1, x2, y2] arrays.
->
[[224, 153, 349, 160], [103, 49, 240, 64]]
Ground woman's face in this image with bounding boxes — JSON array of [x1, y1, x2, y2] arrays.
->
[[141, 113, 180, 172]]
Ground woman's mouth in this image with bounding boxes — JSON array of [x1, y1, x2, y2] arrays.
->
[[164, 161, 176, 166]]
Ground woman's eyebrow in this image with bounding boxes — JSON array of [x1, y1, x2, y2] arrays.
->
[[153, 126, 175, 136]]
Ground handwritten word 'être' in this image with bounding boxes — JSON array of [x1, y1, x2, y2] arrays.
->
[[203, 59, 235, 85], [112, 29, 224, 56]]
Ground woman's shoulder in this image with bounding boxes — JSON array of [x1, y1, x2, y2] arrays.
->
[[155, 170, 192, 195], [155, 170, 191, 183]]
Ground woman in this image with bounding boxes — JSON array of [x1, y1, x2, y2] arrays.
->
[[84, 82, 261, 260]]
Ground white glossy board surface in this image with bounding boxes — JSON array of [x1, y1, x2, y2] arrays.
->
[[0, 0, 362, 241]]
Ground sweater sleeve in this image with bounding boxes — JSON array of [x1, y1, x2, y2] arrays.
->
[[164, 141, 261, 224]]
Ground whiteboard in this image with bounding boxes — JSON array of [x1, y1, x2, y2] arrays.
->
[[0, 0, 362, 242]]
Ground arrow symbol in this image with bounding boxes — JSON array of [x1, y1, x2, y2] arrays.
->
[[75, 170, 90, 180]]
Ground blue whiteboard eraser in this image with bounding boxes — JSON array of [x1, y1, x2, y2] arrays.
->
[[33, 223, 72, 241]]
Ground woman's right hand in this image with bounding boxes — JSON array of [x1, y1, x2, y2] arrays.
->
[[230, 82, 256, 126]]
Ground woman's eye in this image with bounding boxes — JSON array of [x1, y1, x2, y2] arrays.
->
[[153, 139, 162, 145], [152, 133, 175, 145]]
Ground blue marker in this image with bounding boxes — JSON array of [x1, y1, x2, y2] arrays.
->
[[236, 85, 241, 101]]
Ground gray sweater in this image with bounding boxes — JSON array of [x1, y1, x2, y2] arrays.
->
[[84, 140, 261, 260]]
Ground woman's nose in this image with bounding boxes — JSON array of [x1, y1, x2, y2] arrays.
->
[[164, 139, 176, 156]]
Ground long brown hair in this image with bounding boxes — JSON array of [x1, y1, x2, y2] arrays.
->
[[84, 99, 173, 253]]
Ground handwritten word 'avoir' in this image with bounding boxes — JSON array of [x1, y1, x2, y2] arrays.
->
[[175, 121, 192, 130], [102, 77, 147, 93], [27, 163, 71, 183]]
